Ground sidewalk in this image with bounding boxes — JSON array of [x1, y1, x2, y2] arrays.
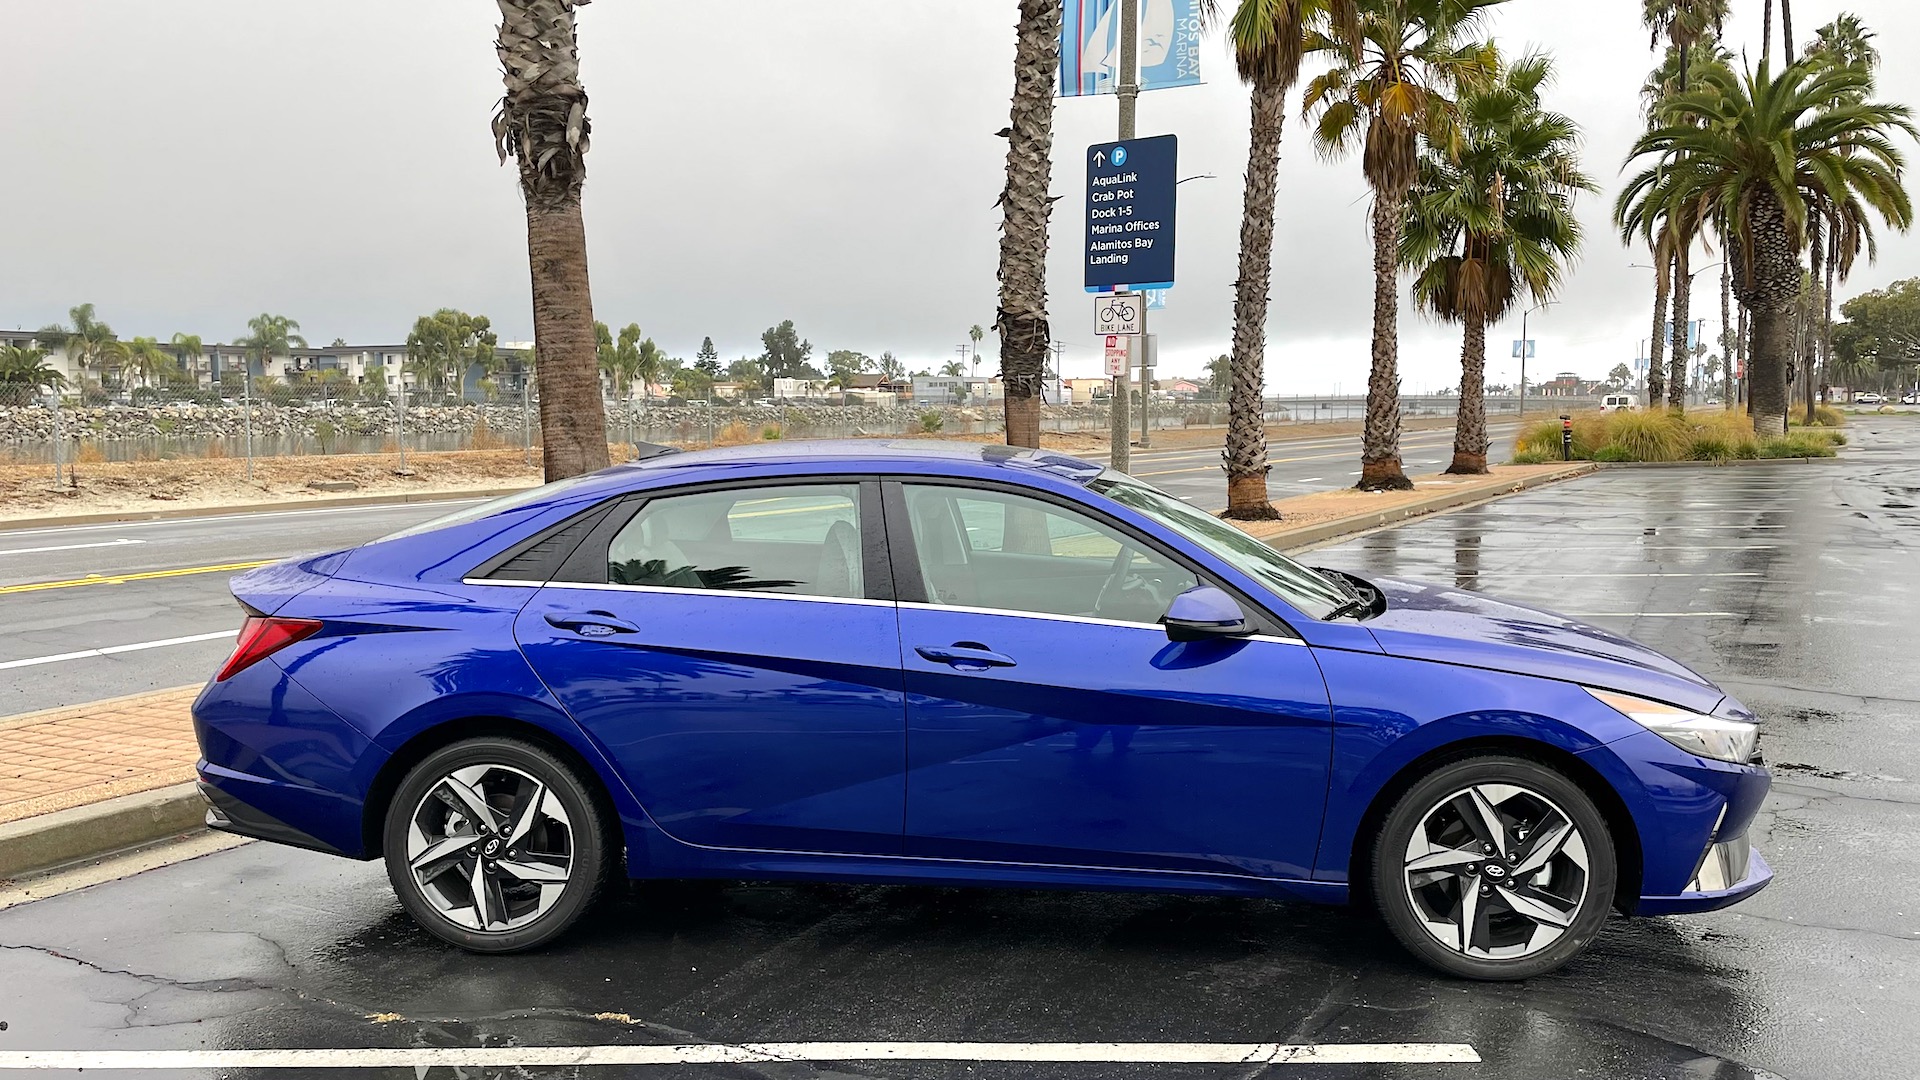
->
[[0, 461, 1589, 879]]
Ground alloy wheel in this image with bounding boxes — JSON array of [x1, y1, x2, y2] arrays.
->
[[1402, 782, 1589, 961], [405, 763, 574, 933]]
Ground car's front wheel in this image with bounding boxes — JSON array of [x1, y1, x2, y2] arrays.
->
[[1372, 755, 1616, 980], [382, 737, 610, 953]]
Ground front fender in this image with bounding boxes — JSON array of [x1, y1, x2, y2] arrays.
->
[[1309, 648, 1649, 883]]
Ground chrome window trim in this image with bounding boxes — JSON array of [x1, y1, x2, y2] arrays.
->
[[898, 600, 1304, 645], [530, 579, 897, 609]]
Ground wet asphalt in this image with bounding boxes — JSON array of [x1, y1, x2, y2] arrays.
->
[[1, 419, 1917, 1079]]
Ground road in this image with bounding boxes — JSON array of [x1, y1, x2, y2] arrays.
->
[[0, 424, 1512, 715], [2, 419, 1915, 1078]]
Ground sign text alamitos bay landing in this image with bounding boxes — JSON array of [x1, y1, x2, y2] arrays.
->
[[1085, 135, 1178, 293]]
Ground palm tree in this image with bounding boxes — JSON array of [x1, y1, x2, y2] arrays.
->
[[994, 0, 1063, 449], [236, 314, 306, 388], [1642, 0, 1727, 99], [1807, 14, 1881, 414], [493, 0, 610, 480], [124, 337, 176, 390], [171, 333, 204, 384], [940, 360, 967, 378], [0, 345, 67, 400], [1622, 59, 1913, 436], [1304, 0, 1502, 491], [635, 336, 666, 403], [35, 303, 119, 380], [1202, 0, 1357, 518], [968, 324, 986, 376], [1404, 53, 1590, 474]]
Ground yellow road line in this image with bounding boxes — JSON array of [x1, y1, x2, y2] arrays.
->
[[0, 560, 277, 596]]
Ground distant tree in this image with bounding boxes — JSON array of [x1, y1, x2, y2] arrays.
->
[[329, 337, 349, 348], [123, 337, 177, 389], [0, 345, 66, 393], [759, 320, 813, 380], [726, 357, 767, 392], [968, 324, 986, 375], [940, 360, 967, 377], [635, 336, 667, 401], [1205, 353, 1233, 398], [826, 350, 873, 392], [236, 313, 306, 385], [36, 303, 120, 379], [878, 350, 906, 382], [695, 352, 724, 379], [1836, 278, 1920, 390], [407, 309, 495, 402], [171, 333, 204, 377], [697, 336, 720, 366], [1608, 362, 1634, 389]]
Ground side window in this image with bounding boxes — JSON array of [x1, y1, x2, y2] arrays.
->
[[902, 484, 1196, 623], [603, 484, 865, 599]]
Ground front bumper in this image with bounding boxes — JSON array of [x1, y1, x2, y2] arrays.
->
[[1636, 837, 1773, 915]]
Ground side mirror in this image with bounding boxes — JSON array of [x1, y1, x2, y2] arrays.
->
[[1161, 585, 1253, 643]]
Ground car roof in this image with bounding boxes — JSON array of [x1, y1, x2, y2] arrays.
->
[[605, 439, 1110, 487]]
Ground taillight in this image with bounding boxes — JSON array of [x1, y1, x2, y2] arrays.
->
[[216, 616, 323, 682]]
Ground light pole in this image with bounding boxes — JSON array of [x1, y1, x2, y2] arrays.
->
[[1519, 301, 1553, 419]]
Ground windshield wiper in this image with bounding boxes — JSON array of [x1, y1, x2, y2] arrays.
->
[[1324, 597, 1370, 622]]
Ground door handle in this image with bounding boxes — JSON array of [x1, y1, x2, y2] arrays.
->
[[545, 611, 639, 637], [915, 643, 1017, 669]]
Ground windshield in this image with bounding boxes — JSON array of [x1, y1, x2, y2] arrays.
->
[[1091, 472, 1352, 621], [372, 473, 608, 544]]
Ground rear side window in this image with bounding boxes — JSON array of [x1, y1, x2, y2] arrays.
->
[[602, 484, 865, 598]]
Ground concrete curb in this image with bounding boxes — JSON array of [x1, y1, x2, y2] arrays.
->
[[1262, 465, 1597, 552], [1591, 456, 1841, 469], [0, 783, 203, 880], [0, 486, 535, 532]]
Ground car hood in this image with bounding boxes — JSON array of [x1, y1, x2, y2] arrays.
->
[[1357, 576, 1725, 714]]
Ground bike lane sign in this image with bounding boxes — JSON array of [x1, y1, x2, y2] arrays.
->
[[1095, 293, 1145, 336]]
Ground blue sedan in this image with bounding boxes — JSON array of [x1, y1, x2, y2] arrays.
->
[[193, 441, 1771, 979]]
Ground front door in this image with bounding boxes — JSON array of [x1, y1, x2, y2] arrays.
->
[[891, 481, 1334, 880], [515, 480, 907, 856]]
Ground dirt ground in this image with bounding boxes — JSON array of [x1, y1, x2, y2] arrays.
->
[[0, 416, 1466, 523]]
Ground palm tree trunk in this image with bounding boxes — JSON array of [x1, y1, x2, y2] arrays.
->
[[1359, 191, 1411, 491], [1762, 0, 1774, 67], [1721, 258, 1734, 410], [1668, 239, 1692, 410], [525, 198, 611, 479], [1223, 77, 1287, 521], [1751, 306, 1793, 437], [1447, 313, 1489, 475], [1648, 247, 1671, 406], [995, 0, 1063, 451], [1737, 302, 1750, 408], [1803, 215, 1823, 423], [1781, 0, 1795, 64], [1823, 226, 1838, 406]]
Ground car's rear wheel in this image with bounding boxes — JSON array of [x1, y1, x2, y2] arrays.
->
[[1372, 755, 1616, 980], [382, 737, 609, 953]]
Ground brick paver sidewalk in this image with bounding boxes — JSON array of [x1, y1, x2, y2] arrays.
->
[[0, 687, 201, 825]]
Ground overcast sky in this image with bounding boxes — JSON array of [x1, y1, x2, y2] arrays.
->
[[3, 1, 1916, 391]]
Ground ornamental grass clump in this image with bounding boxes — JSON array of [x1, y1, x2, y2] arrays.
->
[[1600, 410, 1691, 462]]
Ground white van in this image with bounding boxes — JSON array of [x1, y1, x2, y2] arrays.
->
[[1601, 394, 1635, 412]]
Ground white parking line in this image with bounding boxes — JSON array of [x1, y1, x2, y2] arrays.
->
[[1298, 477, 1323, 483], [0, 1042, 1482, 1070], [0, 537, 144, 556], [0, 630, 234, 671]]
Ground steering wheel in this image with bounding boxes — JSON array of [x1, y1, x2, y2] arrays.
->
[[1094, 543, 1162, 621]]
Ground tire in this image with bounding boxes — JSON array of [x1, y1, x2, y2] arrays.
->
[[383, 736, 611, 953], [1371, 755, 1616, 980]]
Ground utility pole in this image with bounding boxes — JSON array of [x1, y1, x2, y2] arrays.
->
[[1109, 0, 1139, 473], [957, 344, 973, 378]]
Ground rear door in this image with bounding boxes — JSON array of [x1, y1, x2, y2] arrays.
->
[[888, 480, 1336, 880], [513, 479, 907, 856]]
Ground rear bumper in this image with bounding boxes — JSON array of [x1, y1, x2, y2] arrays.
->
[[1637, 840, 1773, 915], [199, 778, 351, 858]]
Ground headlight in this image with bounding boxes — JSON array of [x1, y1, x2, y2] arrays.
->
[[1587, 688, 1759, 764]]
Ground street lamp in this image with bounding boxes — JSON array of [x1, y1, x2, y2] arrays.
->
[[1519, 301, 1553, 418]]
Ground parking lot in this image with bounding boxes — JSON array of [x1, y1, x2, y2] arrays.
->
[[1, 419, 1916, 1079]]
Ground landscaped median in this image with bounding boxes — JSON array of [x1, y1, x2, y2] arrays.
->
[[0, 461, 1592, 880]]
